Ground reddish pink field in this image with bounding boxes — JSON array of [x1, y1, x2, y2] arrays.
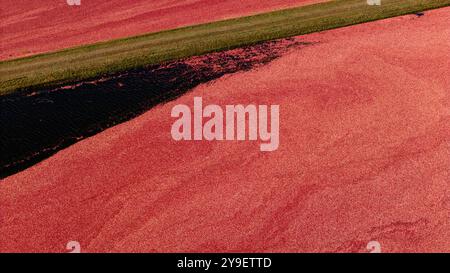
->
[[1, 8, 449, 253], [0, 0, 325, 60]]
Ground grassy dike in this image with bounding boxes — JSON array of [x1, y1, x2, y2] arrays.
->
[[1, 0, 449, 96]]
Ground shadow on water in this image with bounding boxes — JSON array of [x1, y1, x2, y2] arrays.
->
[[0, 38, 309, 178]]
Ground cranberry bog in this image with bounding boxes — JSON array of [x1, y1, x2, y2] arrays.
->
[[1, 0, 449, 178], [1, 0, 326, 60], [1, 0, 448, 96], [0, 0, 449, 253], [1, 7, 449, 252]]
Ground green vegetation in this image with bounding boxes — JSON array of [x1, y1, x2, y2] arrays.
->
[[1, 0, 449, 96]]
